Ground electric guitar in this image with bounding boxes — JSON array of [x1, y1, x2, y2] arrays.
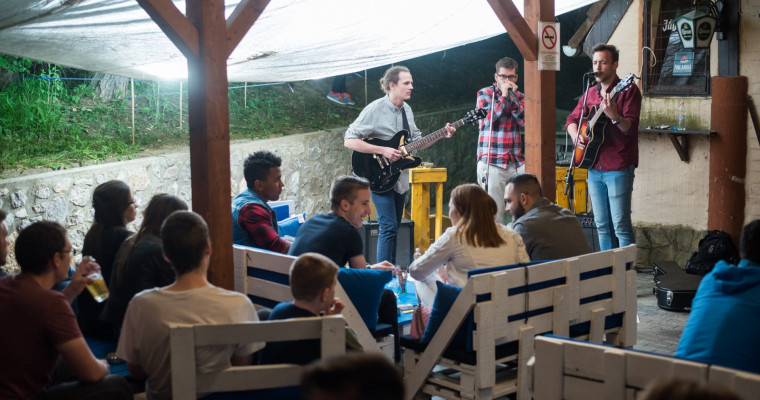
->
[[351, 108, 486, 193], [572, 73, 636, 169]]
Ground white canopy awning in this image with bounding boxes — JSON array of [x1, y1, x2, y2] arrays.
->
[[0, 0, 595, 82]]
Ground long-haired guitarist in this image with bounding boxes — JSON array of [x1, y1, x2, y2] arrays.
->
[[476, 57, 526, 223], [344, 66, 456, 265], [565, 44, 642, 251]]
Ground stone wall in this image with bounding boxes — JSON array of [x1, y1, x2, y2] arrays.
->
[[0, 128, 351, 274]]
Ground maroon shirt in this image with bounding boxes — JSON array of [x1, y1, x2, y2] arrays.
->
[[566, 75, 642, 171], [0, 274, 82, 399]]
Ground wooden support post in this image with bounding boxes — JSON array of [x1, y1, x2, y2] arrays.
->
[[137, 0, 270, 290], [524, 0, 557, 201], [709, 76, 747, 249]]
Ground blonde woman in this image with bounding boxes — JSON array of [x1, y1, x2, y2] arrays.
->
[[410, 184, 529, 304]]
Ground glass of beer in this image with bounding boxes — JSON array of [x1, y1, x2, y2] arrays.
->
[[85, 271, 109, 303]]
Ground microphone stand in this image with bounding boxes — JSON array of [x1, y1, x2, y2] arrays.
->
[[483, 85, 497, 192], [564, 74, 595, 209]]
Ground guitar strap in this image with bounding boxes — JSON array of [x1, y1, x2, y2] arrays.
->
[[400, 106, 410, 132]]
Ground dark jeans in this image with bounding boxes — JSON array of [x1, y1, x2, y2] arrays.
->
[[371, 190, 406, 265]]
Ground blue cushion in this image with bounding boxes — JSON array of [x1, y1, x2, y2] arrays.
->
[[420, 281, 469, 346], [271, 204, 290, 222], [278, 213, 304, 238], [338, 269, 392, 331]]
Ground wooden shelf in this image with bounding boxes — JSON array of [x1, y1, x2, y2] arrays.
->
[[640, 128, 715, 162]]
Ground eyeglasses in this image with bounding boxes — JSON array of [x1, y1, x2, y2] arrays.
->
[[60, 248, 78, 257], [497, 74, 518, 82]]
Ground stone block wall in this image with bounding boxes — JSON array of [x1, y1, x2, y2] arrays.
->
[[0, 128, 350, 274]]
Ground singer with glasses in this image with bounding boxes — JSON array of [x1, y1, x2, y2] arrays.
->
[[476, 57, 526, 223], [565, 44, 642, 250]]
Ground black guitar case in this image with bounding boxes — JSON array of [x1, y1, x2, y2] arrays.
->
[[652, 261, 703, 311]]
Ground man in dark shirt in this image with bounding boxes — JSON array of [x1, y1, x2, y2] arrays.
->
[[505, 173, 592, 261], [232, 150, 290, 253], [289, 175, 393, 270]]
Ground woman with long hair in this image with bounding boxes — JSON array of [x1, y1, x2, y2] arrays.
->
[[409, 184, 529, 303], [78, 180, 137, 339], [101, 193, 188, 333]]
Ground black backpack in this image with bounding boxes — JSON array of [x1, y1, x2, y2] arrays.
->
[[685, 230, 739, 276]]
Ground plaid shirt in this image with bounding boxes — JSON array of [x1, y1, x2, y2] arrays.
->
[[476, 84, 525, 169], [237, 203, 288, 254]]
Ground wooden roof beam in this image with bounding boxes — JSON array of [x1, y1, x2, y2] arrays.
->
[[136, 0, 199, 60], [487, 0, 538, 61], [226, 0, 270, 58]]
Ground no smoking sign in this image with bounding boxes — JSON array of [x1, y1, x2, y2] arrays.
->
[[538, 21, 560, 71]]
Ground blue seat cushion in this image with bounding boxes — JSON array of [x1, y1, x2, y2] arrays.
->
[[338, 268, 392, 331], [420, 281, 470, 347], [277, 213, 303, 238]]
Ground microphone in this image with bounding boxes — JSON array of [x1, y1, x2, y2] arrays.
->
[[507, 88, 517, 102], [585, 71, 602, 77]]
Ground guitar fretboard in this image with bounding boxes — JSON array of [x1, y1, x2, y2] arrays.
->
[[404, 118, 468, 153]]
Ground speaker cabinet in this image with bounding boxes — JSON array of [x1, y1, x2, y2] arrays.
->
[[575, 212, 619, 252], [358, 218, 415, 266]]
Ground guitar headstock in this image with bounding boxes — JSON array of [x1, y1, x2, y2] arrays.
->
[[614, 73, 636, 95], [464, 108, 487, 125]]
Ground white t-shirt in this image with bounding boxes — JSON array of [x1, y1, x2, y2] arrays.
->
[[116, 285, 263, 400], [410, 224, 530, 304]]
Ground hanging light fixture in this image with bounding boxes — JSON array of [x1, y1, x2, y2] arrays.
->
[[675, 0, 723, 49]]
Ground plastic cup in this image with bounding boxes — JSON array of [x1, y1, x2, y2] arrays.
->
[[85, 272, 109, 302]]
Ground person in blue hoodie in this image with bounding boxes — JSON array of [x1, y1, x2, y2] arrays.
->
[[675, 219, 760, 373]]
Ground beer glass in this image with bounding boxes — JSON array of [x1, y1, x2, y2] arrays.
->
[[85, 271, 109, 302]]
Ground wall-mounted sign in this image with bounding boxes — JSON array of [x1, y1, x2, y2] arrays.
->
[[538, 22, 560, 71], [674, 9, 717, 49], [673, 52, 694, 76]]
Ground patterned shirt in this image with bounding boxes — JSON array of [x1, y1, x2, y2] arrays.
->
[[476, 84, 525, 169], [237, 203, 288, 253]]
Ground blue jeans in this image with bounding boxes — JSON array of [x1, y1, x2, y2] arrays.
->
[[588, 165, 635, 250], [371, 190, 406, 264]]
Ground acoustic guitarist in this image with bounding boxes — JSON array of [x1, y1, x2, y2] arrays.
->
[[344, 66, 456, 265], [565, 44, 642, 251]]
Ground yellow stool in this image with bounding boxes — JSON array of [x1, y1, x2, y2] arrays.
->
[[555, 166, 588, 213], [409, 167, 447, 253]]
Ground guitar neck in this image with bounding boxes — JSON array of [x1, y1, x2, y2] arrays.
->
[[588, 87, 623, 126], [405, 118, 467, 153]]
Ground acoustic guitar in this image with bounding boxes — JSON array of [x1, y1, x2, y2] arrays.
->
[[351, 108, 486, 193], [572, 74, 635, 169]]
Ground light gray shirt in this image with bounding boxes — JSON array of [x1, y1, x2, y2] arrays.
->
[[345, 95, 421, 193], [512, 197, 592, 261]]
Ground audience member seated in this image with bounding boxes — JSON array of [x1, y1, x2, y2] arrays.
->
[[639, 379, 740, 400], [287, 176, 398, 360], [301, 353, 403, 400], [259, 253, 361, 365], [78, 180, 137, 340], [0, 221, 132, 400], [116, 211, 263, 400], [101, 194, 188, 334], [505, 173, 592, 261], [675, 219, 760, 373], [232, 151, 291, 253], [409, 184, 529, 305], [289, 175, 393, 270]]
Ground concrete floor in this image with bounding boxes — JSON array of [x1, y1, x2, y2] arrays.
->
[[633, 269, 690, 355]]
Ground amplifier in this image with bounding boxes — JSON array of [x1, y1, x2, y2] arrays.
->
[[358, 218, 415, 266], [575, 212, 618, 252], [576, 212, 601, 252]]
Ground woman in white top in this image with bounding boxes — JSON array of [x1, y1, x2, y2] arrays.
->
[[410, 184, 529, 304]]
